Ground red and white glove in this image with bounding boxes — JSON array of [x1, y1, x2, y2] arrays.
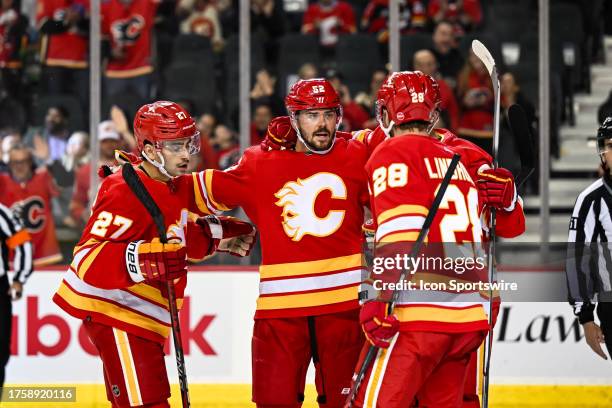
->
[[362, 218, 376, 244], [196, 215, 257, 257], [260, 116, 297, 151], [360, 300, 399, 348], [126, 238, 187, 283], [476, 167, 517, 212]]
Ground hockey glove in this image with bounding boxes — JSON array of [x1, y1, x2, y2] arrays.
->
[[360, 300, 399, 348], [218, 231, 257, 257], [196, 215, 256, 257], [362, 218, 376, 244], [477, 167, 517, 211], [261, 116, 297, 151], [126, 238, 187, 283]]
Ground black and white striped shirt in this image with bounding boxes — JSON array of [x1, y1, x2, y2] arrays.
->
[[566, 178, 612, 324], [0, 202, 33, 283]]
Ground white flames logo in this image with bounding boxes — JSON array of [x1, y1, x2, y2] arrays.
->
[[274, 173, 347, 241]]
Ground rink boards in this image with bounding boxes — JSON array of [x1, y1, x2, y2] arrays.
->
[[4, 267, 612, 407]]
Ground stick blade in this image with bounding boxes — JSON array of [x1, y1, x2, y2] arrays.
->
[[472, 39, 496, 75], [507, 104, 535, 188]]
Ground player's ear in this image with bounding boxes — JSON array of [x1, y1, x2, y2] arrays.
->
[[143, 142, 156, 158], [382, 109, 391, 128]]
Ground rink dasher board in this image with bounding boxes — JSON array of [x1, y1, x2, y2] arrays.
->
[[5, 268, 611, 385]]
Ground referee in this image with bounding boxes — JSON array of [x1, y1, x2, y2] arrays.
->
[[566, 118, 612, 360], [0, 202, 32, 392]]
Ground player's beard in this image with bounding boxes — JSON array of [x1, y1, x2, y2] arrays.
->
[[303, 126, 335, 152]]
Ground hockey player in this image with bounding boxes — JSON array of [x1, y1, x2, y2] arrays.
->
[[193, 79, 390, 407], [53, 101, 256, 408], [566, 117, 612, 361], [354, 71, 513, 407], [262, 86, 524, 408]]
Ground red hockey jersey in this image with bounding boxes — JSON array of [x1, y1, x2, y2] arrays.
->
[[37, 0, 88, 68], [102, 0, 157, 78], [366, 134, 490, 333], [194, 139, 370, 318], [302, 0, 356, 46], [53, 167, 213, 343], [0, 169, 62, 265]]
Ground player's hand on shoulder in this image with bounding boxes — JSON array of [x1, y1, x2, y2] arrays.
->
[[476, 166, 517, 212], [126, 238, 187, 283], [360, 300, 399, 348], [260, 116, 297, 151]]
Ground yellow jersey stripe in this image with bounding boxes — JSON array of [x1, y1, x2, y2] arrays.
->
[[377, 204, 429, 225], [57, 283, 170, 337], [256, 285, 358, 310], [395, 305, 487, 323], [113, 329, 142, 406], [205, 170, 231, 211], [378, 231, 420, 243], [77, 241, 110, 280], [259, 253, 363, 279]]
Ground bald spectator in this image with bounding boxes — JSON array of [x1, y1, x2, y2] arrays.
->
[[302, 0, 356, 48], [431, 20, 464, 87], [413, 49, 459, 131]]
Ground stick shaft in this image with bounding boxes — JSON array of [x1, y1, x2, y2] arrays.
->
[[121, 164, 190, 408]]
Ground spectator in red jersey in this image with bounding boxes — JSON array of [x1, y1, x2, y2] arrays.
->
[[177, 0, 223, 52], [302, 0, 356, 48], [0, 0, 28, 101], [102, 0, 158, 100], [326, 69, 371, 131], [69, 121, 121, 227], [427, 0, 482, 33], [250, 104, 272, 146], [361, 0, 427, 43], [37, 0, 89, 106], [195, 112, 218, 171], [456, 49, 494, 153], [0, 144, 62, 265], [431, 20, 464, 88], [413, 49, 459, 131]]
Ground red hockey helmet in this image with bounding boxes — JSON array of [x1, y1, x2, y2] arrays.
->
[[133, 101, 200, 155], [285, 78, 341, 114], [376, 71, 441, 128]]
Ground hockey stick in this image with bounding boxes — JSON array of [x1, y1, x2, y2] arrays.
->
[[507, 104, 536, 189], [121, 164, 191, 408], [344, 153, 461, 408], [471, 39, 499, 408]]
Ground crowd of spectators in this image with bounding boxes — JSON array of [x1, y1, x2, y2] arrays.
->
[[0, 0, 608, 264]]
